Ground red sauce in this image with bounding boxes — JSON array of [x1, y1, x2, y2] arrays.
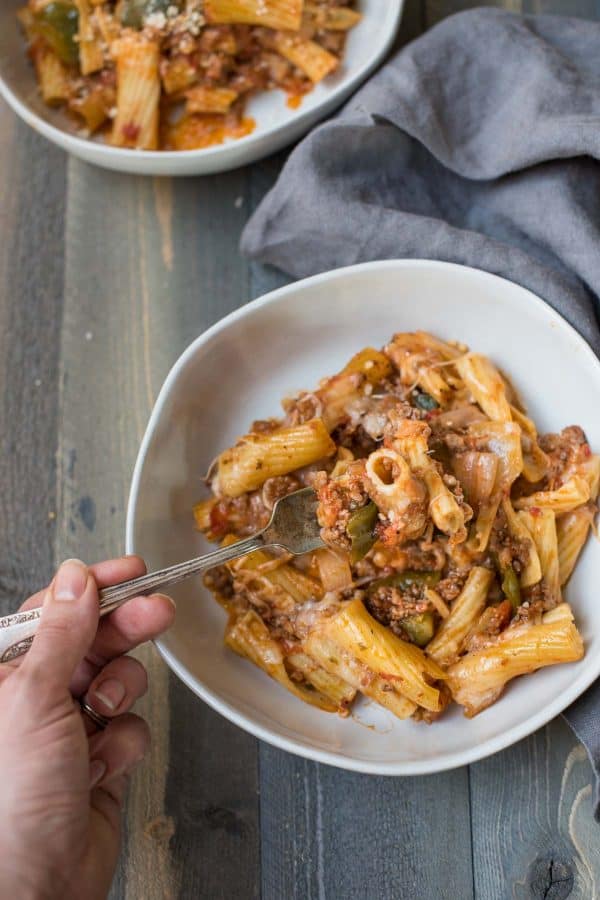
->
[[122, 122, 141, 142], [164, 114, 255, 150], [209, 503, 230, 537]]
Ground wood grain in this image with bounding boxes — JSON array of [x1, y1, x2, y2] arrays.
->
[[259, 749, 474, 900], [58, 161, 259, 900], [471, 719, 600, 899], [0, 108, 65, 612]]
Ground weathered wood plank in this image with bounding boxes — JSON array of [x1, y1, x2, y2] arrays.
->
[[471, 718, 600, 899], [59, 161, 259, 900], [0, 105, 65, 614], [259, 749, 474, 900]]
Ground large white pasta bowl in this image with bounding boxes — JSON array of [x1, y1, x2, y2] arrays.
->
[[0, 0, 402, 176], [127, 260, 600, 773]]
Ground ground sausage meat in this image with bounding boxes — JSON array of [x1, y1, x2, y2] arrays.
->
[[366, 583, 431, 639], [540, 425, 590, 489], [314, 461, 369, 552]]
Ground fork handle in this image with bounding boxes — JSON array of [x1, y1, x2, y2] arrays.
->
[[0, 534, 265, 664]]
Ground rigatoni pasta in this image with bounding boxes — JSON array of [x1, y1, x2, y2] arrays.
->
[[197, 331, 597, 724], [18, 0, 360, 150], [217, 419, 336, 498], [111, 33, 160, 150]]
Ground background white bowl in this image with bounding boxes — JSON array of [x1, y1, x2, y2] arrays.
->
[[127, 260, 600, 774], [0, 0, 403, 175]]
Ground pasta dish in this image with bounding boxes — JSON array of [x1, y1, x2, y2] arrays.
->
[[194, 332, 598, 722], [17, 1, 360, 151]]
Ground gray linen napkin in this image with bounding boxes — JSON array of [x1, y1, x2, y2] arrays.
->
[[241, 7, 600, 813]]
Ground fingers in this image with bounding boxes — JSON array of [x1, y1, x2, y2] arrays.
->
[[18, 556, 148, 614], [70, 593, 175, 696], [90, 593, 176, 665], [88, 713, 150, 789], [11, 554, 173, 696], [85, 656, 148, 722], [22, 560, 99, 690], [86, 713, 150, 889]]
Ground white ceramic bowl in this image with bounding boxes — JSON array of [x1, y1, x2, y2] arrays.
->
[[0, 1, 403, 176], [127, 260, 600, 774]]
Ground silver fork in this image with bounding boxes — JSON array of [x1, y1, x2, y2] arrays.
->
[[0, 488, 325, 663]]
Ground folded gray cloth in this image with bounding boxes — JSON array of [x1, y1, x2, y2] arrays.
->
[[241, 7, 600, 814]]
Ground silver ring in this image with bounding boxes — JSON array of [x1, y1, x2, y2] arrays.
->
[[80, 699, 110, 730]]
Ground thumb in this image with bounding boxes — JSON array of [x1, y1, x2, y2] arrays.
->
[[23, 559, 99, 690]]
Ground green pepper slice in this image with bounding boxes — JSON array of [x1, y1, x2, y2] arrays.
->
[[502, 564, 521, 613], [347, 501, 378, 563], [402, 612, 435, 647], [412, 389, 439, 411], [34, 2, 79, 66], [370, 570, 441, 592], [120, 0, 182, 29]]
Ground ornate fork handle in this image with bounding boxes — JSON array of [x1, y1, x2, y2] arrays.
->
[[0, 534, 265, 664]]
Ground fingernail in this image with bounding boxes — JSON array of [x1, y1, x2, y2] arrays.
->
[[92, 678, 125, 712], [156, 593, 176, 610], [89, 759, 106, 788], [54, 559, 88, 602]]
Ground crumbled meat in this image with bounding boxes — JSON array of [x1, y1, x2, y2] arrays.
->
[[436, 573, 465, 603], [488, 512, 531, 574], [512, 599, 544, 626], [204, 565, 234, 600], [366, 584, 431, 639], [372, 538, 447, 573], [261, 474, 301, 511], [251, 417, 282, 434], [209, 491, 269, 537], [282, 392, 323, 426], [523, 581, 556, 611], [462, 600, 512, 653], [314, 461, 369, 551], [540, 425, 590, 489]]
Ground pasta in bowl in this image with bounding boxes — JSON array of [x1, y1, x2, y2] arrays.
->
[[0, 0, 402, 174], [196, 333, 596, 724], [126, 260, 600, 773]]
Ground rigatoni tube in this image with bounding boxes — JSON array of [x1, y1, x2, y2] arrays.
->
[[111, 34, 161, 150], [204, 0, 303, 30], [305, 597, 446, 713], [447, 604, 583, 717], [217, 418, 336, 498]]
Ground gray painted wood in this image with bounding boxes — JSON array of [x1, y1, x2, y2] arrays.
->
[[471, 720, 600, 900], [2, 1, 600, 899], [57, 161, 259, 900], [0, 110, 65, 610], [259, 750, 474, 900]]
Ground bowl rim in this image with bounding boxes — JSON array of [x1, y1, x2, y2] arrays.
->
[[0, 0, 403, 164], [127, 258, 600, 774]]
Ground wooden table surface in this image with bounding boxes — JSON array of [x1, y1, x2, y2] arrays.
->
[[2, 1, 600, 898]]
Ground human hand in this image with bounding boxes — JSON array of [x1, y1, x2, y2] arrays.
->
[[0, 557, 175, 900]]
